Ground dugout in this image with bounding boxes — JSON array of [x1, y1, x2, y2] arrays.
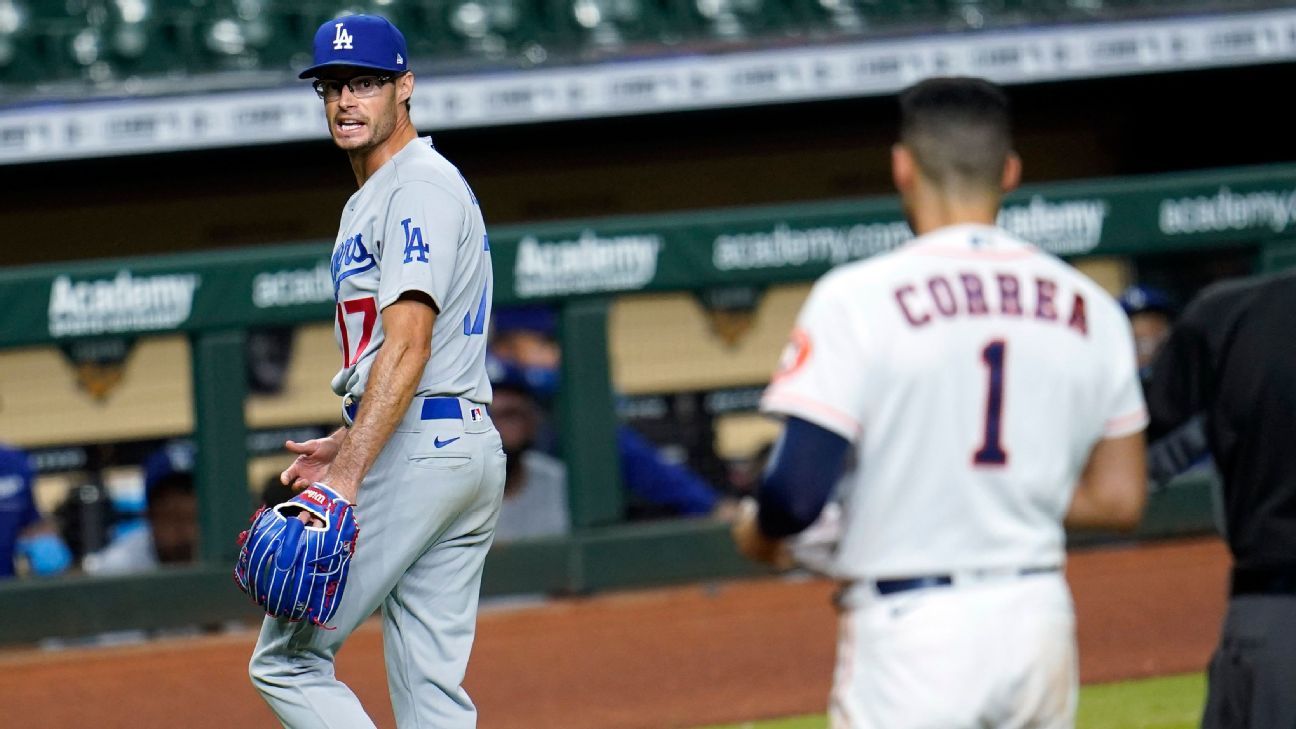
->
[[1, 160, 1294, 642]]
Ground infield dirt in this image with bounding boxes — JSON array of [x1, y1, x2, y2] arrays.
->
[[0, 536, 1229, 728]]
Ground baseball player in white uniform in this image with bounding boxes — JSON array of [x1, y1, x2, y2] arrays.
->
[[248, 15, 505, 728], [733, 77, 1149, 729]]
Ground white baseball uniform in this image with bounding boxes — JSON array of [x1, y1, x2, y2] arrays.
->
[[763, 223, 1147, 729], [250, 137, 506, 729]]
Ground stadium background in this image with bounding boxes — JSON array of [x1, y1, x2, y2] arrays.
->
[[0, 0, 1293, 726]]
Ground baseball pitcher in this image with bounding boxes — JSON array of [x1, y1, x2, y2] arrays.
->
[[733, 77, 1148, 729], [237, 15, 505, 729]]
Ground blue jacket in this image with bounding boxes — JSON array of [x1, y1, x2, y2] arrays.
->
[[617, 426, 719, 516], [0, 444, 38, 578]]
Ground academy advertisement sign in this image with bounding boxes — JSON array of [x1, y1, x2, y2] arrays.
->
[[48, 270, 201, 338], [708, 195, 1108, 274], [4, 164, 1295, 348], [513, 230, 663, 298], [998, 196, 1108, 256], [1159, 186, 1296, 236], [712, 221, 912, 271], [252, 261, 334, 309]]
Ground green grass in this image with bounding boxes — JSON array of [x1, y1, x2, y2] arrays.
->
[[701, 672, 1206, 729], [703, 718, 823, 729], [1077, 673, 1205, 729]]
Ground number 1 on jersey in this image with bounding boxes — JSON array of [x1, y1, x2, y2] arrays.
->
[[973, 339, 1009, 466]]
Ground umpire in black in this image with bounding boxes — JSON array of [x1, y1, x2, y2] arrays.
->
[[1145, 269, 1296, 728]]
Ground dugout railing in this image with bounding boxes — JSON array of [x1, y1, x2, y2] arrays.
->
[[2, 162, 1295, 643]]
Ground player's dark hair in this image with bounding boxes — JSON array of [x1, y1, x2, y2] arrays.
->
[[898, 77, 1013, 193], [147, 472, 195, 512]]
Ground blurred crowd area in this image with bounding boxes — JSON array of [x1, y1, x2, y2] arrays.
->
[[0, 238, 1251, 581], [2, 0, 1281, 95]]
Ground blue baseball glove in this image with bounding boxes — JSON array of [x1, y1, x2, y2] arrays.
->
[[234, 483, 358, 627]]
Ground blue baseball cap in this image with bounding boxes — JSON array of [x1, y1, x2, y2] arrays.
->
[[493, 306, 557, 337], [486, 353, 534, 395], [143, 441, 195, 492], [299, 14, 409, 79], [1118, 285, 1177, 317]]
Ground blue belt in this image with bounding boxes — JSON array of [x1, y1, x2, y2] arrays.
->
[[419, 397, 463, 420], [874, 566, 1060, 596], [875, 576, 953, 595], [343, 396, 462, 424]]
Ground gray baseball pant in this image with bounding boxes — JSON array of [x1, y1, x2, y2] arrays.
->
[[250, 398, 506, 729]]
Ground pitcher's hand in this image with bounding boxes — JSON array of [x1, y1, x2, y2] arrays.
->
[[281, 436, 342, 491]]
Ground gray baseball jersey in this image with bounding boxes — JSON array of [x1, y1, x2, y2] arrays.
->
[[329, 136, 493, 404], [253, 135, 507, 728]]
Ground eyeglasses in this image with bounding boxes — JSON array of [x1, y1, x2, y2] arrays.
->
[[312, 74, 401, 101]]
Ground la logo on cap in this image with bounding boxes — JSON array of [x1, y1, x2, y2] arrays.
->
[[332, 22, 353, 50]]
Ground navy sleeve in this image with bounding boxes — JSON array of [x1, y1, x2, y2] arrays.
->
[[757, 416, 850, 538], [616, 426, 719, 515]]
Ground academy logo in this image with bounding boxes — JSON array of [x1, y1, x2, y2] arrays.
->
[[997, 196, 1108, 256], [713, 222, 911, 271], [252, 262, 333, 309], [48, 270, 201, 338], [713, 199, 1108, 270], [332, 23, 353, 50], [514, 230, 662, 297], [1159, 186, 1296, 236]]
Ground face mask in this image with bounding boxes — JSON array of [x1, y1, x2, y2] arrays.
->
[[18, 533, 72, 576]]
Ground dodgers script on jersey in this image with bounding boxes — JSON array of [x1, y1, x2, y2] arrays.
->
[[329, 137, 493, 403], [763, 223, 1146, 579]]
